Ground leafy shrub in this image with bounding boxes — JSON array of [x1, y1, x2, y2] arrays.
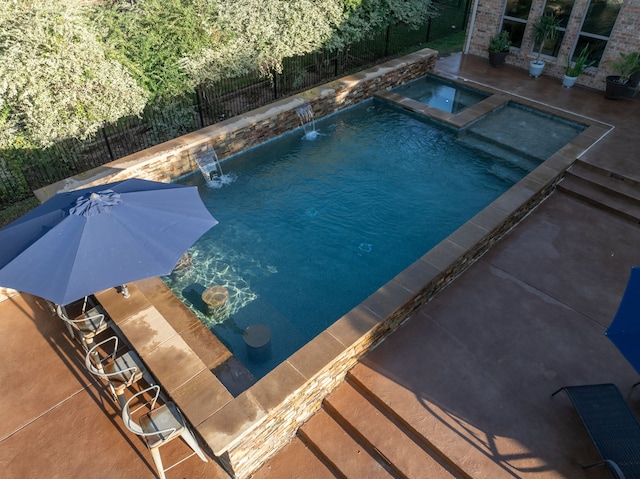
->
[[0, 0, 147, 149]]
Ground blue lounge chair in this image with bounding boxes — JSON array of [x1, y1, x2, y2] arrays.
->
[[552, 383, 640, 479]]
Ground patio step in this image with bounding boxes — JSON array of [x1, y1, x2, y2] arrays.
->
[[345, 366, 511, 479], [557, 160, 640, 223], [298, 379, 462, 479], [299, 408, 395, 478], [248, 437, 337, 479]]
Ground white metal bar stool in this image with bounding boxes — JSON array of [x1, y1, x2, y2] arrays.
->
[[85, 336, 154, 407], [122, 385, 208, 479]]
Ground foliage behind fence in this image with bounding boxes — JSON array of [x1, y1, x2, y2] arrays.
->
[[0, 1, 470, 216]]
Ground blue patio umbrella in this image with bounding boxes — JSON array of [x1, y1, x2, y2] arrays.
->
[[0, 178, 217, 305], [605, 266, 640, 375]]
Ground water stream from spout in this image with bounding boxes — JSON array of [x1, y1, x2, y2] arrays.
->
[[295, 103, 318, 140], [196, 146, 236, 188]]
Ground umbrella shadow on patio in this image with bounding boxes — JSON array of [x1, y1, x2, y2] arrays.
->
[[0, 292, 163, 478]]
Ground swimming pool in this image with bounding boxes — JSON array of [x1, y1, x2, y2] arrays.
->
[[162, 97, 583, 379], [40, 48, 610, 477]]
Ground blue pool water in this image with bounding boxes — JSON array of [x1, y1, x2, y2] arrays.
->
[[164, 98, 577, 379], [391, 75, 489, 113]]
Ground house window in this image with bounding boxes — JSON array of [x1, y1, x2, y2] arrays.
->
[[575, 0, 622, 65], [501, 0, 574, 50], [502, 0, 533, 48], [540, 0, 576, 57]]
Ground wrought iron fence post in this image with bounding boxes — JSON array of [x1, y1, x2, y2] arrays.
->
[[385, 25, 391, 57], [272, 69, 279, 99], [195, 89, 205, 128], [102, 128, 115, 162]]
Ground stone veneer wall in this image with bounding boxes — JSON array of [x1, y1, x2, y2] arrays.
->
[[464, 0, 640, 91], [218, 176, 559, 479], [35, 49, 437, 202], [218, 320, 383, 476]]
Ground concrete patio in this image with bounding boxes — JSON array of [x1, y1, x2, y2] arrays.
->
[[1, 52, 640, 478]]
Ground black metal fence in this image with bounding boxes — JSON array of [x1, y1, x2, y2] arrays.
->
[[0, 0, 470, 216]]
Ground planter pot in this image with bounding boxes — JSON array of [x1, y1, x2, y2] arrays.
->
[[628, 71, 640, 89], [605, 76, 629, 100], [562, 74, 578, 89], [529, 60, 545, 78], [489, 51, 509, 68], [622, 71, 640, 98]]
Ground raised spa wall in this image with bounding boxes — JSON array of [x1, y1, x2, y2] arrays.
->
[[32, 47, 611, 479]]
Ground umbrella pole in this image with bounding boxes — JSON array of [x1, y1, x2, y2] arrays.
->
[[116, 284, 130, 298], [56, 304, 75, 339]]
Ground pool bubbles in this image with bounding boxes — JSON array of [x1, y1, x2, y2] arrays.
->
[[207, 173, 238, 189], [303, 130, 319, 140]]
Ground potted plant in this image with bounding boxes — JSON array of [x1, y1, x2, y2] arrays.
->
[[605, 51, 640, 100], [488, 30, 511, 68], [529, 13, 561, 78], [562, 44, 593, 88]]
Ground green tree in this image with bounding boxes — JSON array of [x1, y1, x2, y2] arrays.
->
[[183, 0, 346, 82], [182, 0, 436, 82], [329, 0, 437, 49], [91, 0, 222, 100], [0, 0, 437, 148], [0, 0, 147, 149]]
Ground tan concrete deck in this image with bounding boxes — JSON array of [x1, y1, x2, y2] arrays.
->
[[1, 53, 640, 478]]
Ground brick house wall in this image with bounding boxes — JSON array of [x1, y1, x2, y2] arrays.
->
[[464, 0, 640, 91]]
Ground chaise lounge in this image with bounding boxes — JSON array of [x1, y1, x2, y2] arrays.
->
[[552, 383, 640, 479]]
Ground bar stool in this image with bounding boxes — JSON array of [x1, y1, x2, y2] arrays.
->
[[85, 336, 154, 407], [122, 385, 208, 479], [56, 302, 112, 352]]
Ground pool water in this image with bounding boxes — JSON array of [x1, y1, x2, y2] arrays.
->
[[460, 103, 586, 162], [391, 75, 489, 113], [164, 98, 574, 379]]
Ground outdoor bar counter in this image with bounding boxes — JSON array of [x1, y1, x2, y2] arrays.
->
[[95, 281, 234, 455]]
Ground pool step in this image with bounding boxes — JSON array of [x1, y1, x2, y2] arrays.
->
[[457, 131, 543, 168], [298, 379, 462, 479], [557, 160, 640, 223]]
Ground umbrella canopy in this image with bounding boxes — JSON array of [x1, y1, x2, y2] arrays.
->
[[605, 266, 640, 375], [0, 178, 217, 305]]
